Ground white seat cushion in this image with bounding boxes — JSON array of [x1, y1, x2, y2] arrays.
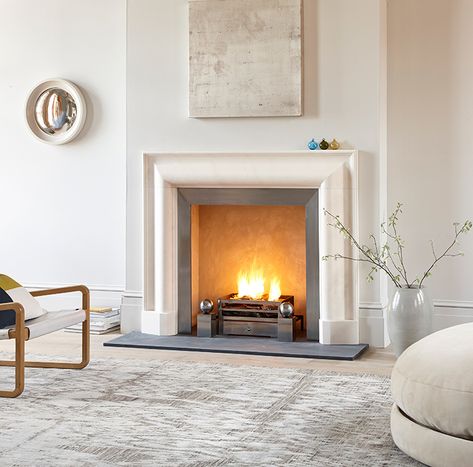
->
[[0, 309, 86, 340], [391, 403, 473, 467], [391, 323, 473, 440]]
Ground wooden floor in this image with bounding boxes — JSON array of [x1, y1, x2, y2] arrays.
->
[[0, 331, 396, 377]]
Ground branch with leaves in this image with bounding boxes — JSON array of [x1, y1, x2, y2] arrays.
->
[[322, 203, 472, 289]]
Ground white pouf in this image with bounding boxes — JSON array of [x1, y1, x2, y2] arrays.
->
[[391, 323, 473, 466]]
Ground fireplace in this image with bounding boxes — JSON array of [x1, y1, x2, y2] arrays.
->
[[177, 188, 319, 340], [143, 151, 359, 345]]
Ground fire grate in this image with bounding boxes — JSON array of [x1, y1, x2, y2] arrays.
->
[[217, 294, 303, 339]]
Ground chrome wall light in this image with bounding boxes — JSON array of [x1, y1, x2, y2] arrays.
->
[[26, 78, 87, 145]]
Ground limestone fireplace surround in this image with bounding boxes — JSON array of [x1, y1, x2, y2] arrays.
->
[[143, 150, 359, 345]]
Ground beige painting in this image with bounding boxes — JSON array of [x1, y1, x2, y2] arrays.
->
[[189, 0, 302, 118]]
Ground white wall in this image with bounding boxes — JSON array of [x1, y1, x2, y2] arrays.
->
[[388, 0, 473, 318], [126, 0, 386, 316], [5, 0, 469, 343], [0, 0, 127, 308]]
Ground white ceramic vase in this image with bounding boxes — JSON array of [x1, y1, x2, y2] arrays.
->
[[387, 287, 433, 357]]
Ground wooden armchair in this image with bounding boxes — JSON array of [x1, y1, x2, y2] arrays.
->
[[0, 285, 90, 398]]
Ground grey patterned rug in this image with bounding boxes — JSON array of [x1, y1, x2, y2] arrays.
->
[[0, 355, 418, 466]]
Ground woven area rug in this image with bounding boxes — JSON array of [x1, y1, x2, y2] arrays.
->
[[0, 355, 419, 466]]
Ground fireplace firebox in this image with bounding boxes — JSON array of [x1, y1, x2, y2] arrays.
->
[[177, 188, 319, 341]]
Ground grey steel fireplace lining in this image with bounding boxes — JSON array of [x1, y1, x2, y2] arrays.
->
[[177, 188, 320, 341]]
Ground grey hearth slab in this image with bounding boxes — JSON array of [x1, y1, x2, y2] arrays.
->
[[104, 331, 369, 360]]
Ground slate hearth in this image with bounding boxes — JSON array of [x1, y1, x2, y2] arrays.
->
[[104, 332, 368, 360]]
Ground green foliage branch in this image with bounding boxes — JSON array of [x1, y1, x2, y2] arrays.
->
[[322, 203, 472, 288]]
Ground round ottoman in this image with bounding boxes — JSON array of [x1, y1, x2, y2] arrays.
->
[[391, 323, 473, 466]]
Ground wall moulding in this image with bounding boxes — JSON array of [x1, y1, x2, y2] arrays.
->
[[143, 150, 359, 344], [25, 282, 124, 310]]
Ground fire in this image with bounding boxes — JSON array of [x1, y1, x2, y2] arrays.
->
[[237, 265, 281, 301], [237, 268, 265, 299], [268, 278, 281, 302]]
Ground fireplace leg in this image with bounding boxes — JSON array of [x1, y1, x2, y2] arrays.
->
[[197, 313, 218, 337], [277, 317, 296, 342]]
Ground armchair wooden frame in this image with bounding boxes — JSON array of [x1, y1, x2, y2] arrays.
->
[[0, 285, 90, 398]]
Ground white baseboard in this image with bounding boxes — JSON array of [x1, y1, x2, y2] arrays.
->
[[120, 292, 143, 333], [359, 305, 390, 348]]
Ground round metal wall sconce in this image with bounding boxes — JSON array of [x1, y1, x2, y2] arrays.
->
[[25, 78, 87, 145]]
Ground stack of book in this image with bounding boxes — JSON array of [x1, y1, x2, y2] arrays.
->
[[66, 307, 120, 335]]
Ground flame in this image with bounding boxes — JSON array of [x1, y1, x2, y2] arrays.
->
[[237, 268, 265, 300], [268, 278, 281, 302], [236, 264, 281, 301]]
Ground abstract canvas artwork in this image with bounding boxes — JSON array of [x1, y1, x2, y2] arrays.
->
[[189, 0, 302, 118]]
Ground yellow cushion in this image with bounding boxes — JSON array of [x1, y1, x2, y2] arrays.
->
[[0, 274, 46, 328]]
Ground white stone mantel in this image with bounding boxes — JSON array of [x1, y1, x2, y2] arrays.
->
[[143, 150, 359, 344]]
